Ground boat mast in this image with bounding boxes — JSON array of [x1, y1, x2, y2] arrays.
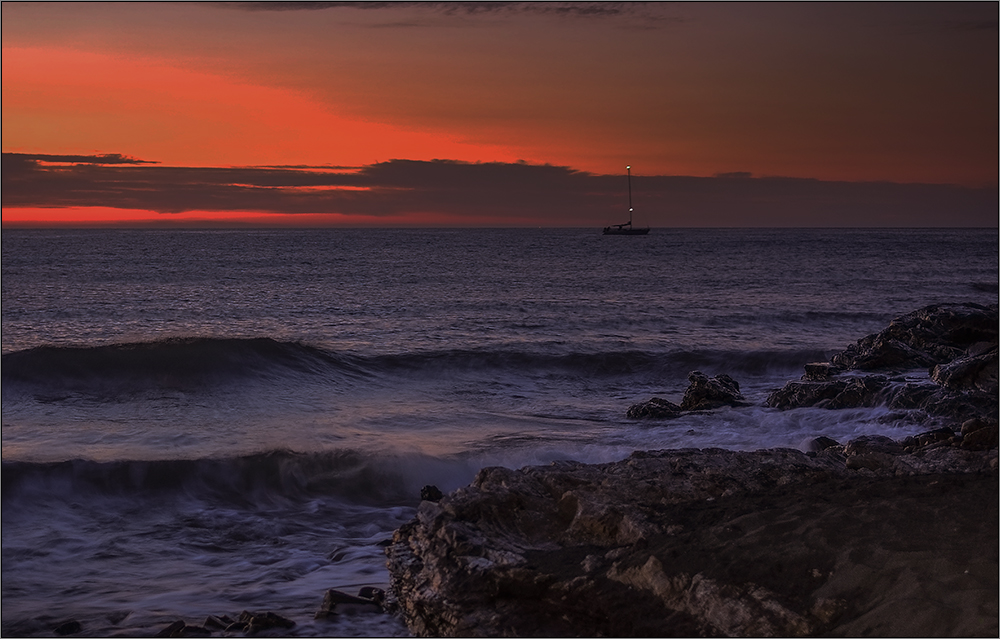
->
[[627, 165, 633, 225]]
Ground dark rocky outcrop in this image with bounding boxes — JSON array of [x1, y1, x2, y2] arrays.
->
[[626, 396, 682, 419], [628, 371, 745, 419], [679, 371, 746, 411], [768, 303, 998, 424], [386, 444, 998, 637], [829, 302, 997, 372]]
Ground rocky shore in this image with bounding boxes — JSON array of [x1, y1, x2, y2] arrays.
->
[[385, 303, 999, 637]]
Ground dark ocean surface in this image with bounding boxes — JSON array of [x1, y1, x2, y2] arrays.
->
[[2, 227, 997, 636]]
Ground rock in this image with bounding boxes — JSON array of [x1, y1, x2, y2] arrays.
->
[[680, 371, 746, 411], [386, 444, 998, 637], [53, 620, 82, 636], [962, 418, 992, 435], [315, 588, 385, 619], [420, 485, 444, 502], [153, 620, 186, 638], [830, 303, 998, 372], [226, 611, 295, 635], [900, 427, 956, 451], [802, 362, 842, 381], [626, 397, 682, 419], [806, 436, 840, 452], [766, 375, 888, 410], [844, 435, 904, 456], [931, 347, 998, 394], [768, 374, 997, 423], [962, 423, 999, 451], [204, 614, 235, 630]]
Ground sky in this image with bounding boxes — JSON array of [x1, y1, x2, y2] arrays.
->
[[2, 1, 997, 227]]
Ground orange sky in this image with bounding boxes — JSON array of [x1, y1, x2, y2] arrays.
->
[[2, 2, 997, 226]]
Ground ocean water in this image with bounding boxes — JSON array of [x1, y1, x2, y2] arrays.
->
[[2, 227, 997, 637]]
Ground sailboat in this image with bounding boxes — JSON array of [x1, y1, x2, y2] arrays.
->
[[603, 165, 650, 235]]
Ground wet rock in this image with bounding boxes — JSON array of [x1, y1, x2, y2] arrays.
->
[[315, 588, 385, 619], [802, 362, 842, 381], [931, 346, 998, 394], [628, 372, 747, 418], [626, 397, 682, 419], [680, 371, 746, 411], [830, 303, 998, 372], [204, 614, 235, 630], [106, 611, 131, 625], [806, 436, 840, 452], [226, 611, 296, 635], [420, 485, 444, 502], [766, 375, 889, 410], [153, 620, 186, 638], [153, 620, 211, 638], [53, 620, 82, 636]]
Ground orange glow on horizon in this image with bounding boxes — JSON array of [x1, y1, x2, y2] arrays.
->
[[2, 46, 523, 169], [1, 206, 544, 228]]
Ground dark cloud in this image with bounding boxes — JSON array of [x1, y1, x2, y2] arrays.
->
[[224, 2, 646, 18], [11, 153, 158, 165], [2, 153, 996, 227]]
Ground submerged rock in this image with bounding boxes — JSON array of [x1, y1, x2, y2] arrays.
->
[[315, 588, 386, 619], [386, 444, 998, 637]]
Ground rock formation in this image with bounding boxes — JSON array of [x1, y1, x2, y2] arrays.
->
[[767, 302, 998, 425], [386, 444, 998, 637], [627, 371, 746, 418]]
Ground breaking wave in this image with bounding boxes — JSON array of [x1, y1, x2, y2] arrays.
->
[[1, 337, 827, 397]]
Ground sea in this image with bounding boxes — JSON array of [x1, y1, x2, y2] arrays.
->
[[2, 227, 997, 637]]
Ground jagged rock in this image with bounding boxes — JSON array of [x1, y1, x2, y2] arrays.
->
[[680, 371, 746, 411], [830, 303, 998, 372], [627, 372, 744, 419], [204, 614, 235, 630], [153, 620, 186, 638], [420, 485, 444, 502], [766, 375, 888, 410], [315, 588, 385, 619], [154, 620, 210, 638], [386, 444, 998, 637], [931, 346, 998, 394], [802, 362, 842, 381], [225, 611, 295, 635], [626, 397, 682, 419], [769, 370, 997, 424]]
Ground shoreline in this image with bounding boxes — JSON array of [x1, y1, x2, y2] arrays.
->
[[386, 302, 999, 636], [386, 444, 998, 637]]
